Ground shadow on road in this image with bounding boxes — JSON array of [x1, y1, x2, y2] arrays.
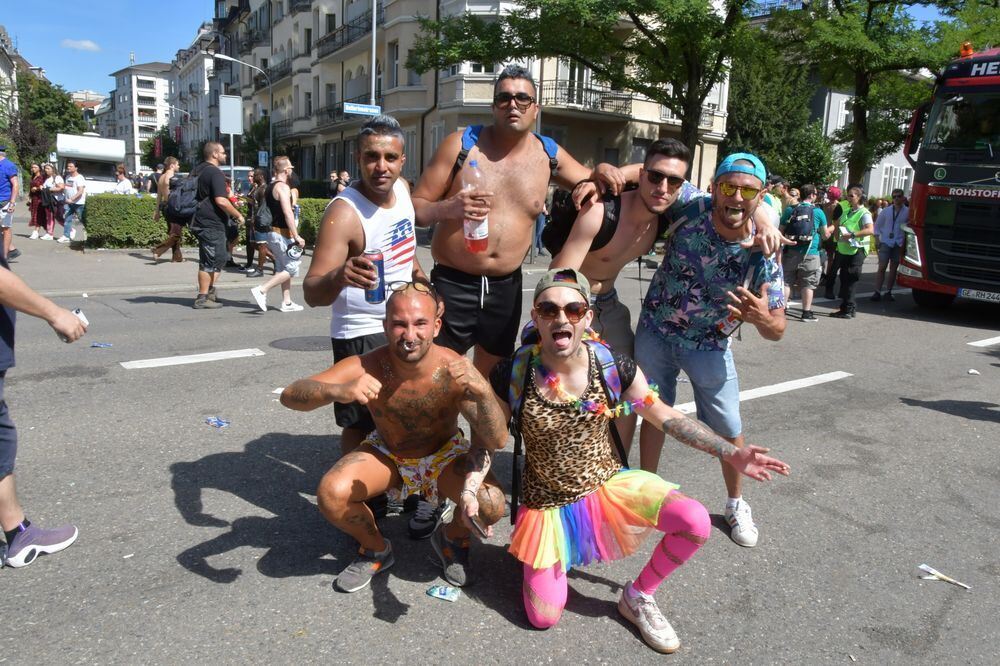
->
[[900, 397, 1000, 424], [127, 294, 261, 311]]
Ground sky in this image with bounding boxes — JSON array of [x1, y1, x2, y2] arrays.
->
[[4, 0, 215, 94], [3, 2, 949, 96]]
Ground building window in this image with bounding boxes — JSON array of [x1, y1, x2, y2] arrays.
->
[[403, 128, 417, 180], [470, 62, 496, 74], [837, 98, 853, 131], [326, 13, 336, 34], [304, 91, 312, 117], [326, 83, 337, 106], [388, 41, 399, 89], [406, 51, 422, 86], [304, 28, 312, 54], [880, 164, 914, 196]]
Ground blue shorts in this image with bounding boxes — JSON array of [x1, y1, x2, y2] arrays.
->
[[0, 375, 17, 478], [634, 322, 742, 438]]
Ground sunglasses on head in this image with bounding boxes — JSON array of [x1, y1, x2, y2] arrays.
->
[[718, 182, 762, 199], [389, 280, 437, 298], [534, 301, 589, 323], [644, 169, 685, 189], [493, 92, 536, 110]]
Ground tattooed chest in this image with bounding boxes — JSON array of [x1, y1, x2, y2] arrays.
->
[[369, 383, 458, 446]]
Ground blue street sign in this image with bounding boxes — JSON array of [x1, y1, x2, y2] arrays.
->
[[344, 102, 382, 116]]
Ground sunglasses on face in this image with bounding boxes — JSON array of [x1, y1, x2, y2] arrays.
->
[[493, 92, 536, 110], [718, 182, 762, 199], [644, 169, 685, 189], [534, 301, 589, 323]]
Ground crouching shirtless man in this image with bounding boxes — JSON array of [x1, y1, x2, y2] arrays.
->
[[281, 281, 508, 592]]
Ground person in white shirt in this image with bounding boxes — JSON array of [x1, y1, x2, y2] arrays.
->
[[871, 188, 908, 302], [112, 167, 135, 195], [60, 161, 87, 243]]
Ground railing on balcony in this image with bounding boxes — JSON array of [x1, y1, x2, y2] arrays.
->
[[539, 80, 633, 116], [273, 118, 295, 139], [239, 28, 270, 54], [290, 0, 312, 14], [316, 4, 383, 59], [256, 60, 293, 90], [660, 103, 717, 128]]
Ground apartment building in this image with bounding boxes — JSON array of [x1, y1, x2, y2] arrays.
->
[[105, 62, 173, 172], [168, 24, 219, 165], [222, 0, 728, 187], [0, 26, 17, 126]]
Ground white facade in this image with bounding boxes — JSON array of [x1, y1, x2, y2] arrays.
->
[[107, 62, 172, 172], [169, 24, 218, 165], [0, 26, 18, 127]]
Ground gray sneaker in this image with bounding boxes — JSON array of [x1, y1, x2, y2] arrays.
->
[[408, 498, 454, 540], [4, 523, 79, 568], [429, 523, 472, 587], [193, 295, 223, 309], [334, 541, 394, 593], [618, 582, 680, 653]]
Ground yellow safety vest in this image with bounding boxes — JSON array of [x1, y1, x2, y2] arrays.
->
[[836, 207, 869, 256]]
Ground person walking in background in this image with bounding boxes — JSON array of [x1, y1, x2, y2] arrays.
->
[[0, 147, 20, 260], [39, 164, 63, 241], [27, 164, 45, 242], [151, 157, 184, 263], [871, 188, 908, 302], [243, 168, 271, 277], [112, 166, 135, 195], [0, 255, 87, 568], [59, 161, 86, 244], [249, 157, 305, 313]]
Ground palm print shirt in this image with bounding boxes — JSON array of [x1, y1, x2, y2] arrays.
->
[[641, 198, 785, 352]]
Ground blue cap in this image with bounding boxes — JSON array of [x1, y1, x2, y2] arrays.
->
[[714, 153, 766, 184]]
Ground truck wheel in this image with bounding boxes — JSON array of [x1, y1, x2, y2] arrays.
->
[[912, 289, 955, 309]]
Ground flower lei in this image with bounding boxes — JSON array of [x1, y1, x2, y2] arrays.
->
[[530, 345, 658, 419]]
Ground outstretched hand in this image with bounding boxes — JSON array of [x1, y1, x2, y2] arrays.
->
[[725, 284, 771, 327], [727, 445, 790, 481], [741, 224, 795, 254]]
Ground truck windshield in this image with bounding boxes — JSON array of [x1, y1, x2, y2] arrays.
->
[[71, 158, 118, 182], [922, 92, 1000, 156]]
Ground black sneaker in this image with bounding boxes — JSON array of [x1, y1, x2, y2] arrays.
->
[[830, 309, 855, 319], [7, 248, 21, 260], [429, 524, 472, 587], [801, 310, 817, 322], [408, 499, 454, 540], [335, 541, 394, 593], [870, 291, 882, 302], [886, 291, 895, 302]]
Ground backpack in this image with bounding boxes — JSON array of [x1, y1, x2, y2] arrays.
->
[[165, 167, 202, 221], [451, 124, 559, 183], [541, 191, 621, 256], [506, 324, 629, 524], [783, 203, 815, 249], [253, 183, 274, 234]]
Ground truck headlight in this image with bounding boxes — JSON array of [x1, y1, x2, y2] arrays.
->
[[902, 223, 921, 268]]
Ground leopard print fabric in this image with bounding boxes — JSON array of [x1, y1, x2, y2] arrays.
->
[[520, 347, 623, 510]]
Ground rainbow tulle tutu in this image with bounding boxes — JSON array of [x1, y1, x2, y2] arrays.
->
[[509, 469, 679, 571]]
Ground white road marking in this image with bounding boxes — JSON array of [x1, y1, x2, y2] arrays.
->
[[671, 371, 853, 414], [272, 387, 285, 394], [120, 348, 266, 369], [968, 335, 1000, 348]]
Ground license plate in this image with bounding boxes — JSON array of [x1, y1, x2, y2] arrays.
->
[[958, 288, 1000, 303]]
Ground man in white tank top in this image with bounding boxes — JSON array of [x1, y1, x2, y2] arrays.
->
[[303, 115, 426, 459]]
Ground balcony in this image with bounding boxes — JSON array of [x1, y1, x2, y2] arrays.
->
[[136, 97, 157, 107], [314, 93, 384, 129], [290, 0, 312, 14], [239, 28, 269, 54], [256, 60, 293, 90], [273, 118, 295, 139], [316, 4, 383, 59], [660, 103, 717, 129], [540, 80, 633, 117]]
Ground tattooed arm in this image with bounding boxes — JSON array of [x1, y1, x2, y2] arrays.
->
[[280, 356, 383, 411], [449, 358, 510, 452], [626, 365, 791, 482]]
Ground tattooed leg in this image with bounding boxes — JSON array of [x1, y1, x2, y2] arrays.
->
[[316, 445, 400, 551]]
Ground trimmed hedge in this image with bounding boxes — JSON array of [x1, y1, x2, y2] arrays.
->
[[83, 194, 328, 248]]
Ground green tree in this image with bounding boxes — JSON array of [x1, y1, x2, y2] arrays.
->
[[767, 2, 953, 184], [935, 0, 1000, 52], [14, 74, 87, 159], [140, 127, 181, 171], [407, 0, 756, 166], [239, 117, 269, 167]]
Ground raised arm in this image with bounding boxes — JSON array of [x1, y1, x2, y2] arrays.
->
[[627, 366, 790, 481], [280, 356, 377, 411]]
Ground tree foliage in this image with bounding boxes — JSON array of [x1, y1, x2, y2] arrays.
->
[[767, 1, 954, 183], [407, 0, 757, 165], [9, 74, 87, 168], [140, 127, 182, 172]]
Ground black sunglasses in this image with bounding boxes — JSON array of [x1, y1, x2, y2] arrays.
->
[[493, 92, 536, 109], [534, 301, 589, 323], [644, 169, 685, 189]]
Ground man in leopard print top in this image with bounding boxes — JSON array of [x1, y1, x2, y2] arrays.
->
[[458, 268, 791, 653]]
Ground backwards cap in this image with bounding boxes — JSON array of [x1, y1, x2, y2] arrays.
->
[[714, 152, 766, 184], [533, 268, 591, 303]]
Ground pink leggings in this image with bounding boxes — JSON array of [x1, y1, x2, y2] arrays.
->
[[522, 491, 710, 629]]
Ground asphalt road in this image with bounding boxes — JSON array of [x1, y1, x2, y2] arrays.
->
[[3, 238, 999, 664]]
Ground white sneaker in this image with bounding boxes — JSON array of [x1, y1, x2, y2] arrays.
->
[[250, 286, 267, 312], [618, 583, 680, 653], [279, 301, 304, 312], [724, 499, 759, 548], [40, 234, 54, 241], [56, 236, 71, 244], [70, 227, 77, 240], [29, 230, 39, 240]]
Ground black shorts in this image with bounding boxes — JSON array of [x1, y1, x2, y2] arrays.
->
[[0, 376, 17, 478], [431, 264, 523, 358], [190, 219, 229, 273], [331, 332, 387, 432]]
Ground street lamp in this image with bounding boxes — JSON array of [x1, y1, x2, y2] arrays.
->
[[202, 50, 272, 166]]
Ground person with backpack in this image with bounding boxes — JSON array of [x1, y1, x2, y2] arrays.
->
[[151, 157, 184, 262], [279, 282, 509, 594], [189, 142, 245, 309], [778, 184, 830, 322], [457, 268, 789, 653], [635, 153, 787, 550], [248, 156, 304, 313]]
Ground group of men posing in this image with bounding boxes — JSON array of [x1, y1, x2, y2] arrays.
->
[[279, 65, 792, 654]]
